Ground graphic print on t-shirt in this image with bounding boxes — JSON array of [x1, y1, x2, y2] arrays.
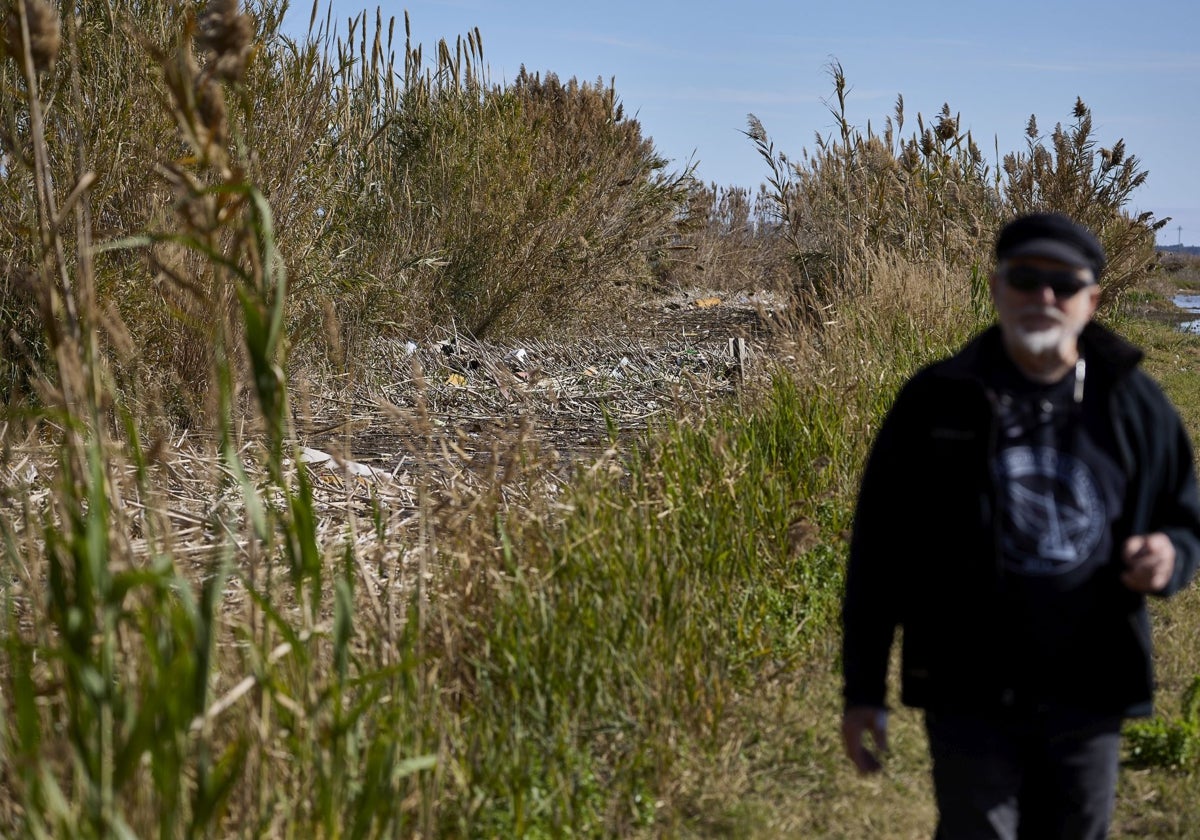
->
[[997, 445, 1106, 576]]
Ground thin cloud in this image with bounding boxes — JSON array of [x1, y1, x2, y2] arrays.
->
[[774, 34, 976, 52], [1003, 61, 1093, 74], [560, 30, 695, 62], [667, 87, 823, 107], [995, 52, 1200, 75], [414, 0, 486, 10]]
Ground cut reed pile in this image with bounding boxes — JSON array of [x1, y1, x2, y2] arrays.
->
[[304, 297, 771, 451]]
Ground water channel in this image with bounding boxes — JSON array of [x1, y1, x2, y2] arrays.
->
[[1174, 294, 1200, 334]]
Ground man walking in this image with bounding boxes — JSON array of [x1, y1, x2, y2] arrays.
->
[[840, 213, 1200, 838]]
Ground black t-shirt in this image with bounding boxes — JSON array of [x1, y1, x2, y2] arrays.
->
[[989, 352, 1128, 706]]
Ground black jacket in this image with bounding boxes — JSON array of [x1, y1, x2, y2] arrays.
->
[[842, 322, 1200, 717]]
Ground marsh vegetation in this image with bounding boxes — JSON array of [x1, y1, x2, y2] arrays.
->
[[0, 0, 1195, 835]]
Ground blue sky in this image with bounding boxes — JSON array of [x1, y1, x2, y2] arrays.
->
[[290, 1, 1199, 246]]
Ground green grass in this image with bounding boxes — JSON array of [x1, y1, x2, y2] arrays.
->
[[422, 375, 869, 833]]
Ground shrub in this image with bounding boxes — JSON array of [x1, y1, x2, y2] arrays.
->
[[366, 47, 689, 339], [0, 2, 688, 419], [1001, 97, 1163, 302], [746, 62, 1000, 320], [745, 64, 1164, 322]]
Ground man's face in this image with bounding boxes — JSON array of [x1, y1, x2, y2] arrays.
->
[[990, 257, 1101, 358]]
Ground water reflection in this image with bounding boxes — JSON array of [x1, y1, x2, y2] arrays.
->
[[1174, 295, 1200, 334]]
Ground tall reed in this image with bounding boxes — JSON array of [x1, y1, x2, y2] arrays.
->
[[742, 62, 1163, 321], [0, 1, 436, 834]]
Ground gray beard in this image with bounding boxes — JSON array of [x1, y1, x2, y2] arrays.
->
[[1011, 325, 1067, 357]]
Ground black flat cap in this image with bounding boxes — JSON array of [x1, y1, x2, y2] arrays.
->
[[995, 213, 1107, 279]]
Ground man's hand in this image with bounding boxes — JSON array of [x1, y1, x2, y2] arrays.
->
[[841, 705, 888, 775], [1121, 532, 1175, 593]]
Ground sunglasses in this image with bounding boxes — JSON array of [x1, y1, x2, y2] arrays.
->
[[1002, 265, 1094, 298]]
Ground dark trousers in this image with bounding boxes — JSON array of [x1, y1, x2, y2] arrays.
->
[[925, 707, 1123, 840]]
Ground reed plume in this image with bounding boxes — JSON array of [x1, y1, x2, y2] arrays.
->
[[197, 0, 253, 82], [4, 0, 59, 74]]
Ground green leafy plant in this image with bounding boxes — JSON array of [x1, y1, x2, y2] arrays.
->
[[1125, 675, 1200, 771]]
